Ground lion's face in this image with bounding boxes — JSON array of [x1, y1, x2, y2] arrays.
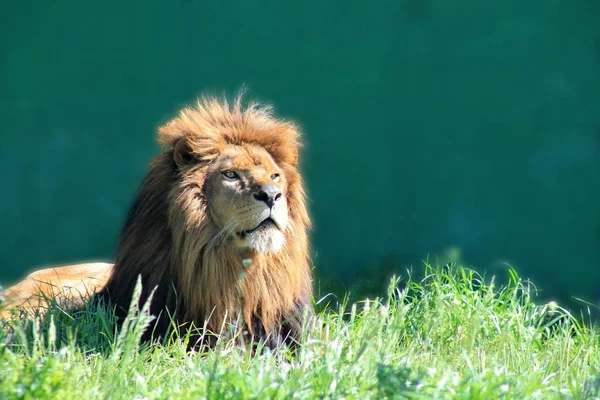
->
[[180, 143, 290, 254]]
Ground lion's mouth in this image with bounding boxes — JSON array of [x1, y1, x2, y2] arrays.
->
[[237, 218, 279, 238]]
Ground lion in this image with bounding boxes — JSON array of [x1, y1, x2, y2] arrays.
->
[[0, 93, 314, 350]]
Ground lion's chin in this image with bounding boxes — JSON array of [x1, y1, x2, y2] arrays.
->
[[238, 229, 286, 254]]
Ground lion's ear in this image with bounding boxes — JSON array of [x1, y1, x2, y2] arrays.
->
[[173, 139, 196, 168], [276, 123, 301, 167], [288, 147, 299, 167], [276, 141, 300, 167]]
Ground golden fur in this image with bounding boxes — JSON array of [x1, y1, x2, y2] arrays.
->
[[1, 93, 313, 350], [0, 263, 113, 320]]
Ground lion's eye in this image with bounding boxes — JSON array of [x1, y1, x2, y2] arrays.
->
[[222, 170, 239, 180], [271, 173, 280, 181]]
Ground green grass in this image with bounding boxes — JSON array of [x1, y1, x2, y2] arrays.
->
[[1, 263, 599, 399]]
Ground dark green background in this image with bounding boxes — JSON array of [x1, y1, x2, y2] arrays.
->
[[1, 1, 599, 310]]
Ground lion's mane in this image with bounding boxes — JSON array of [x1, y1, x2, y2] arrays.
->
[[95, 94, 313, 349]]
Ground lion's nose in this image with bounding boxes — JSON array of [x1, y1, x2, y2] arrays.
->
[[253, 184, 282, 208]]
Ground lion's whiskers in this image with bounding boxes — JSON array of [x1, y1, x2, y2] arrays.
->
[[210, 217, 240, 248]]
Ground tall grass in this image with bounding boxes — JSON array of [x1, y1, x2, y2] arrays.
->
[[0, 263, 598, 399]]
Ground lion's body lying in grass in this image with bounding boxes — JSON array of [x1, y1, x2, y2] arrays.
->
[[1, 93, 314, 350], [0, 263, 113, 318]]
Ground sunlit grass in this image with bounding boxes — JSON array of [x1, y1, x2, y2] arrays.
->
[[0, 263, 599, 399]]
